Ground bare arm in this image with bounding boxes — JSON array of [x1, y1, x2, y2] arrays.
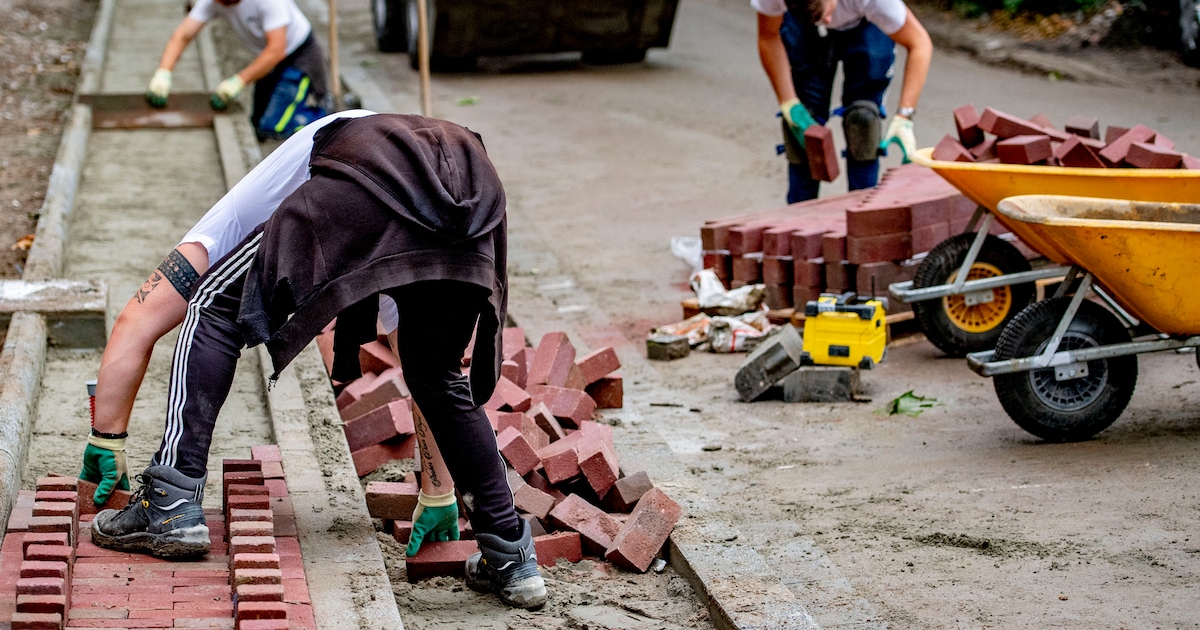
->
[[887, 8, 933, 115], [235, 26, 289, 84], [157, 17, 205, 71], [756, 13, 797, 104], [386, 329, 454, 495]]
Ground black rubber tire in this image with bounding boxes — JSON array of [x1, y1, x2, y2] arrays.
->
[[993, 297, 1137, 442], [1181, 0, 1200, 67], [911, 232, 1036, 357], [581, 48, 648, 65], [405, 0, 475, 72], [371, 0, 407, 53]]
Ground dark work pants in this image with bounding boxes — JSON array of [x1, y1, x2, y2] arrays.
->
[[251, 33, 329, 131], [153, 233, 519, 537], [779, 13, 895, 202]]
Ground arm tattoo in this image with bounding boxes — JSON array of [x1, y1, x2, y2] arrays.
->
[[135, 271, 163, 304], [156, 248, 201, 300], [416, 422, 442, 489]]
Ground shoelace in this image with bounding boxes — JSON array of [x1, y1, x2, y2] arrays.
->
[[116, 473, 155, 513]]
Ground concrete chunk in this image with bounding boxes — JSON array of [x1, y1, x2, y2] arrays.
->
[[735, 325, 803, 402], [780, 366, 861, 402]]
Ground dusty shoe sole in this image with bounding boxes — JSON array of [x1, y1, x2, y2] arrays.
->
[[91, 516, 210, 559], [465, 553, 548, 610]]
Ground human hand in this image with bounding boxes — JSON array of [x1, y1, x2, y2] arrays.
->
[[780, 97, 817, 148], [210, 75, 245, 111], [145, 69, 173, 108], [79, 434, 131, 506], [405, 489, 459, 557], [881, 116, 916, 163]]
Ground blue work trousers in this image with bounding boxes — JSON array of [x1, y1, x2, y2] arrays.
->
[[780, 14, 895, 202]]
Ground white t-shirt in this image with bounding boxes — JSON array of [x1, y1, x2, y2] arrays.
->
[[179, 108, 401, 331], [751, 0, 907, 34], [189, 0, 312, 56]]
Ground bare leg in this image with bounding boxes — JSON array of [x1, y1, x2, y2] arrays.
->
[[92, 242, 209, 435]]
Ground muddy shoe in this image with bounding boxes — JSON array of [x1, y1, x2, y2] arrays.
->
[[91, 465, 210, 558], [464, 519, 547, 609]]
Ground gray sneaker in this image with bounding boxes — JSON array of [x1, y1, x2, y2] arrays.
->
[[90, 465, 210, 558], [464, 519, 547, 609]]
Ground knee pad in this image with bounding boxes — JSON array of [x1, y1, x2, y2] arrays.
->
[[842, 100, 881, 162]]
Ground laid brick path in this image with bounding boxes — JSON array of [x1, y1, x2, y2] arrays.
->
[[0, 446, 314, 629]]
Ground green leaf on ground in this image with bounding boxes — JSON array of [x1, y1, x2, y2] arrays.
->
[[878, 390, 940, 417], [456, 96, 481, 106]]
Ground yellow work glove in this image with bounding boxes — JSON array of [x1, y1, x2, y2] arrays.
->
[[881, 116, 917, 163], [145, 69, 173, 108], [780, 97, 817, 148], [210, 75, 245, 111], [405, 489, 459, 557]]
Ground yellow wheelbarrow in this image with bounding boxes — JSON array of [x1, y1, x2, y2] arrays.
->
[[892, 148, 1200, 357], [968, 194, 1200, 441]]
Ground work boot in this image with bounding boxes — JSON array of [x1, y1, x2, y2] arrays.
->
[[90, 465, 210, 558], [464, 519, 547, 609]]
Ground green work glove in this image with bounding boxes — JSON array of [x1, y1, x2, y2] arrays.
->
[[210, 75, 245, 111], [881, 116, 917, 164], [145, 69, 173, 108], [780, 97, 817, 148], [405, 489, 459, 557], [79, 433, 130, 507]]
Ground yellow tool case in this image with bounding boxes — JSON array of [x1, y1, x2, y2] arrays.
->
[[800, 293, 887, 369]]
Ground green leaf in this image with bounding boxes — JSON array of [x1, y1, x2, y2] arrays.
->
[[456, 96, 481, 106], [878, 390, 941, 417]]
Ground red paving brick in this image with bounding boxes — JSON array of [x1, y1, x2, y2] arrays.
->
[[0, 450, 317, 629]]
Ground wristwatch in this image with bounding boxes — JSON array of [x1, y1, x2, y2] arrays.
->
[[897, 106, 916, 119]]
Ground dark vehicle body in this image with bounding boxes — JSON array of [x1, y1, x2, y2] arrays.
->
[[371, 0, 681, 69]]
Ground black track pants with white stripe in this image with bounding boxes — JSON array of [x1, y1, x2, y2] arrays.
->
[[152, 238, 519, 536]]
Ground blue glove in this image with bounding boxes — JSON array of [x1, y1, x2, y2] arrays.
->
[[781, 98, 817, 148], [405, 489, 460, 556], [79, 434, 130, 506]]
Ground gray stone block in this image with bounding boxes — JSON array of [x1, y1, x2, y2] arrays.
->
[[734, 324, 803, 402], [781, 366, 860, 403], [647, 333, 690, 361]]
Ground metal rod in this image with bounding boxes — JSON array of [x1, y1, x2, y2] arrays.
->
[[1092, 284, 1140, 328], [950, 213, 994, 294], [328, 0, 342, 109], [889, 266, 1069, 304], [417, 0, 433, 117], [1033, 273, 1093, 368], [968, 334, 1200, 377]]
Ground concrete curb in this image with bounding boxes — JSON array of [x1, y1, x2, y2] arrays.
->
[[917, 7, 1127, 87], [201, 28, 406, 630], [0, 0, 117, 535]]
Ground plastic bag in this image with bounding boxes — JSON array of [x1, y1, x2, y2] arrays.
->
[[671, 236, 703, 274], [690, 269, 765, 314], [651, 313, 711, 347], [707, 309, 775, 353]]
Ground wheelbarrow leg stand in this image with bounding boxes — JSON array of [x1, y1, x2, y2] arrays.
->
[[950, 213, 996, 295], [1034, 269, 1093, 368]]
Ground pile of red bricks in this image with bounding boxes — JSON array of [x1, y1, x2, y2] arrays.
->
[[0, 445, 313, 628], [699, 163, 1017, 313], [333, 327, 683, 578], [932, 105, 1200, 169]]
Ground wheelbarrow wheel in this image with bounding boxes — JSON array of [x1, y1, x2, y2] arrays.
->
[[912, 232, 1035, 357], [993, 297, 1136, 442]]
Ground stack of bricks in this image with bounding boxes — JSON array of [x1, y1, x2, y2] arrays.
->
[[0, 446, 314, 628], [223, 446, 314, 629], [698, 162, 1006, 316], [932, 104, 1200, 170], [360, 330, 682, 579]]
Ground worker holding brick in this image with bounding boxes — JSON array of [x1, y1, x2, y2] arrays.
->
[[144, 0, 329, 139], [84, 114, 547, 610], [80, 108, 461, 560], [754, 0, 932, 202]]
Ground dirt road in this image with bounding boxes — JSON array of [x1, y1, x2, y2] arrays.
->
[[329, 0, 1200, 627]]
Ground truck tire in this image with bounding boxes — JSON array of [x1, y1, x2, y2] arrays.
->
[[1182, 0, 1200, 67], [405, 0, 474, 72], [371, 0, 407, 53]]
